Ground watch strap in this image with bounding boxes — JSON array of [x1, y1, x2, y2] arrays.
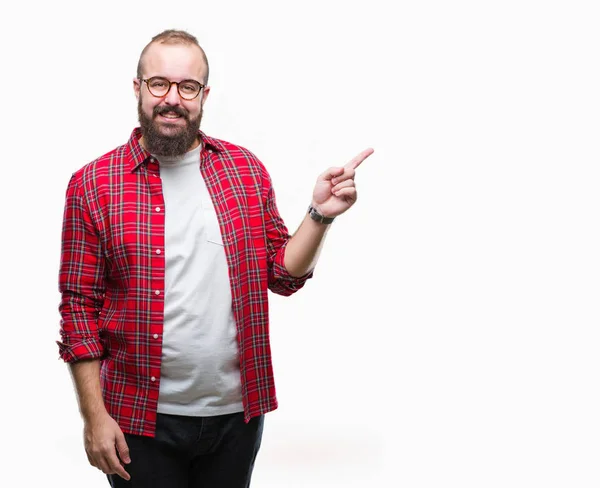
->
[[307, 205, 335, 224]]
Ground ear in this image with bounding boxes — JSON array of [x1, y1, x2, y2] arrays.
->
[[133, 78, 141, 100], [200, 85, 210, 107]]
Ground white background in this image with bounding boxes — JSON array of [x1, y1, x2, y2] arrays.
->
[[1, 0, 599, 486]]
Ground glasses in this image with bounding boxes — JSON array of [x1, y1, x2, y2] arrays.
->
[[141, 77, 205, 100]]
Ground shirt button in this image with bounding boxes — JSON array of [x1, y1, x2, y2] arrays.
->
[[154, 290, 160, 295], [155, 249, 161, 255], [153, 333, 159, 339], [151, 376, 156, 382], [155, 206, 161, 212]]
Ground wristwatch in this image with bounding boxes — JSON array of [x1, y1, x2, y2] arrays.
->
[[307, 204, 335, 224]]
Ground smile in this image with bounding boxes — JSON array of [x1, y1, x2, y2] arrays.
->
[[159, 112, 182, 119]]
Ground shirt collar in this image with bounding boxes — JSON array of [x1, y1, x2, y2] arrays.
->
[[127, 127, 224, 172]]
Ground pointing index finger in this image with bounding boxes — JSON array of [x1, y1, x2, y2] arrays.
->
[[345, 148, 374, 170]]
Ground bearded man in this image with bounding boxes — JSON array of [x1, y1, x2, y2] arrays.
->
[[57, 29, 373, 488]]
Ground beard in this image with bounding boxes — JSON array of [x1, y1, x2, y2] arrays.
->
[[138, 98, 203, 157]]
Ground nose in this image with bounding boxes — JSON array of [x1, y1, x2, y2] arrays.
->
[[163, 82, 181, 105]]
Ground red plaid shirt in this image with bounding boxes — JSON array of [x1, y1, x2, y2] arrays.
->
[[57, 128, 311, 437]]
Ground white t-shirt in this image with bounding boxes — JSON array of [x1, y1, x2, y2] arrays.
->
[[154, 145, 243, 416]]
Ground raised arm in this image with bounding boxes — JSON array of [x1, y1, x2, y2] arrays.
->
[[284, 148, 374, 277]]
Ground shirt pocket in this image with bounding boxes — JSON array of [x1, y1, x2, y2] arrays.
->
[[202, 198, 224, 246]]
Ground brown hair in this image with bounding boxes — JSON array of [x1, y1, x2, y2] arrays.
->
[[136, 29, 209, 84]]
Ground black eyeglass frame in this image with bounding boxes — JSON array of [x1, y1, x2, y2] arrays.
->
[[140, 77, 205, 100]]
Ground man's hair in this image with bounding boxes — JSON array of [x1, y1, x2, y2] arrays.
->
[[136, 29, 209, 84]]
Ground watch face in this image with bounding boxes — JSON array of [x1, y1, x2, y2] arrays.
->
[[308, 206, 333, 224]]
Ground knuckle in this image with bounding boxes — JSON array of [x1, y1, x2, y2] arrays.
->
[[95, 445, 108, 455], [88, 448, 100, 458]]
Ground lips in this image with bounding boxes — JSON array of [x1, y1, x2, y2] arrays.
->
[[154, 106, 187, 121]]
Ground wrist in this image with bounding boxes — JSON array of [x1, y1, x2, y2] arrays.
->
[[307, 204, 335, 224]]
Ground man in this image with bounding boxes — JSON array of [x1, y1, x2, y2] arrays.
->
[[57, 29, 373, 488]]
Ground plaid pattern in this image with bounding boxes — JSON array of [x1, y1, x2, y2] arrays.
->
[[57, 128, 312, 437]]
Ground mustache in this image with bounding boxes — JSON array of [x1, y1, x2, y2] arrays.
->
[[153, 105, 188, 119]]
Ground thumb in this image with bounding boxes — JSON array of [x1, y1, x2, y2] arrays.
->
[[321, 166, 344, 181], [115, 432, 131, 464]]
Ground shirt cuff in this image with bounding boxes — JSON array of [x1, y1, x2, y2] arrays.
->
[[56, 334, 105, 363], [272, 247, 314, 285]]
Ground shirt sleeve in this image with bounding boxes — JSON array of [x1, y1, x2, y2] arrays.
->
[[263, 183, 313, 296], [56, 173, 106, 362]]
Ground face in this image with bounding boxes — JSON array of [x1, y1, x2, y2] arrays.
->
[[134, 43, 210, 156]]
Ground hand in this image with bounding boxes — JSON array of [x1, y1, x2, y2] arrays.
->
[[83, 412, 131, 481], [311, 148, 374, 218]]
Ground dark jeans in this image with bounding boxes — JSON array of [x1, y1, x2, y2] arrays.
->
[[107, 411, 264, 488]]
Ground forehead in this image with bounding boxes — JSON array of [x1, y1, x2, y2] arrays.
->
[[142, 43, 206, 81]]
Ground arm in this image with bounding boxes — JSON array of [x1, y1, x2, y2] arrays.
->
[[69, 360, 131, 480], [57, 174, 130, 480], [283, 214, 330, 277], [57, 174, 106, 363], [264, 180, 315, 296], [283, 148, 374, 277], [69, 359, 106, 421]]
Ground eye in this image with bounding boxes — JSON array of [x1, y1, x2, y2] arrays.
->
[[181, 83, 198, 93]]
